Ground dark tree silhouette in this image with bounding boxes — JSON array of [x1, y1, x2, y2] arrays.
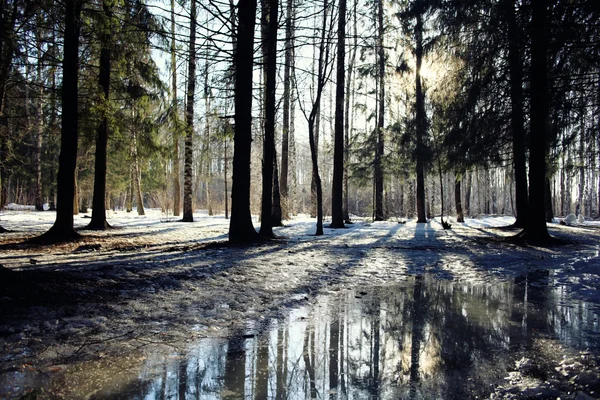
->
[[330, 0, 346, 228], [279, 0, 294, 220], [229, 0, 259, 243], [504, 0, 528, 228], [182, 0, 197, 222], [259, 0, 279, 238], [86, 0, 112, 230], [414, 2, 427, 223], [34, 0, 82, 243], [171, 0, 181, 217], [374, 0, 385, 221], [521, 0, 550, 241]]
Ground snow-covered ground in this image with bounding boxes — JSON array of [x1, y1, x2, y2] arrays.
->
[[0, 208, 599, 398]]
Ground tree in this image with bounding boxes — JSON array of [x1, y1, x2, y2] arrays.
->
[[413, 1, 427, 223], [182, 0, 197, 222], [455, 176, 464, 222], [503, 0, 528, 228], [86, 0, 113, 230], [35, 0, 82, 242], [259, 0, 279, 238], [0, 0, 35, 231], [171, 0, 181, 217], [373, 0, 385, 221], [343, 0, 358, 224], [298, 0, 334, 236], [521, 0, 549, 240], [279, 0, 294, 220], [33, 15, 44, 212], [229, 0, 259, 243], [330, 0, 347, 228]]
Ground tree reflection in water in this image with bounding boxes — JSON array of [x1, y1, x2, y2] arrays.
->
[[36, 275, 600, 399]]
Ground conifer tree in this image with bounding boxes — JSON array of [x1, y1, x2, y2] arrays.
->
[[229, 0, 259, 242], [330, 0, 347, 228], [182, 0, 197, 222], [35, 0, 82, 243]]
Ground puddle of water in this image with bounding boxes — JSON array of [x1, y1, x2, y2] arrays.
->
[[2, 273, 599, 399]]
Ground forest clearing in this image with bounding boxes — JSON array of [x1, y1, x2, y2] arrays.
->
[[1, 209, 599, 398], [1, 0, 599, 397]]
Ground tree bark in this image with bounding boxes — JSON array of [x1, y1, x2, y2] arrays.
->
[[415, 5, 427, 223], [131, 123, 145, 216], [545, 177, 553, 222], [343, 0, 358, 224], [126, 178, 133, 212], [272, 148, 283, 226], [203, 60, 213, 216], [36, 0, 82, 242], [455, 175, 464, 222], [87, 0, 112, 230], [465, 171, 471, 216], [373, 0, 385, 221], [171, 0, 181, 217], [0, 0, 18, 218], [505, 0, 528, 228], [224, 138, 229, 219], [34, 22, 44, 212], [578, 115, 585, 216], [280, 0, 294, 220], [259, 0, 278, 238], [523, 0, 549, 240], [182, 0, 196, 222], [229, 0, 259, 242], [330, 0, 346, 228], [306, 0, 330, 236]]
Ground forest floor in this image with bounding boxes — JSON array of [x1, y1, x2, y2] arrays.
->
[[1, 208, 600, 399]]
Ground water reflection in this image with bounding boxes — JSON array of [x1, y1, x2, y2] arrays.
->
[[9, 274, 600, 399]]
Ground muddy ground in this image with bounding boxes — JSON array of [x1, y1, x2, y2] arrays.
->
[[1, 212, 599, 398]]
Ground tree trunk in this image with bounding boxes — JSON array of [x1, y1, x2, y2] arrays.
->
[[126, 178, 133, 212], [343, 0, 358, 224], [87, 0, 112, 230], [578, 116, 585, 217], [306, 0, 330, 236], [34, 24, 44, 212], [259, 0, 278, 238], [131, 125, 145, 216], [224, 139, 229, 219], [455, 175, 464, 222], [272, 148, 283, 226], [171, 0, 181, 217], [310, 23, 321, 220], [415, 7, 426, 223], [465, 171, 471, 216], [73, 169, 79, 216], [373, 0, 385, 221], [36, 0, 82, 242], [0, 0, 19, 225], [505, 0, 528, 227], [289, 67, 298, 216], [330, 0, 346, 228], [311, 112, 320, 218], [280, 0, 294, 220], [229, 0, 259, 242], [545, 177, 553, 222], [203, 63, 213, 217], [182, 0, 196, 222], [523, 0, 549, 240], [0, 139, 7, 209]]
